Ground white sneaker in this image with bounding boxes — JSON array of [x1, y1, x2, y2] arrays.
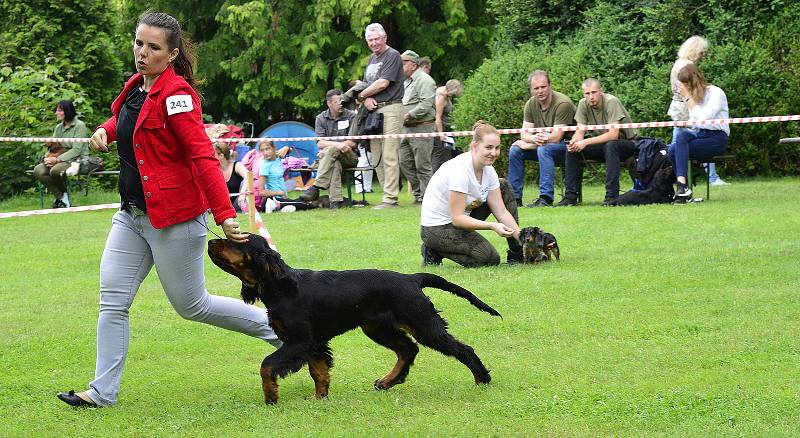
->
[[280, 205, 297, 213], [264, 198, 277, 213], [710, 178, 730, 186]]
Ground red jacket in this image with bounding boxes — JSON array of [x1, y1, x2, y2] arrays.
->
[[100, 66, 235, 229]]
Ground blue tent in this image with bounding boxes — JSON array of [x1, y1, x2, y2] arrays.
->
[[258, 121, 319, 166]]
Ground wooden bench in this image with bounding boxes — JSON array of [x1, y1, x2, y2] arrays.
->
[[687, 154, 735, 200], [26, 168, 119, 208]]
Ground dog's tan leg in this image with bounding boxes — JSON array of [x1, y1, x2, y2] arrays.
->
[[374, 351, 407, 390], [260, 366, 279, 405], [308, 358, 331, 399]]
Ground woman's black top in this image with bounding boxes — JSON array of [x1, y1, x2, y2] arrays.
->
[[117, 87, 148, 211], [226, 167, 244, 206]]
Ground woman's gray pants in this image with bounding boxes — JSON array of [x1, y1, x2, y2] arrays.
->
[[85, 209, 281, 406]]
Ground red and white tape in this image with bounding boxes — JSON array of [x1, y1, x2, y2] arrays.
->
[[0, 203, 121, 219], [3, 115, 799, 144]]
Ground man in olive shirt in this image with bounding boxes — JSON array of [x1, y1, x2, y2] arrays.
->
[[508, 70, 575, 207], [558, 78, 638, 206], [302, 89, 358, 209], [398, 50, 437, 203]]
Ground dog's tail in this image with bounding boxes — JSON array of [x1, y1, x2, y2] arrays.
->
[[416, 273, 501, 317]]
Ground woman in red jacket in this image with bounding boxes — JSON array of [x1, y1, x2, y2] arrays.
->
[[57, 12, 281, 408]]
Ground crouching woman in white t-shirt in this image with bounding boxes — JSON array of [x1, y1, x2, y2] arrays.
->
[[420, 120, 523, 267]]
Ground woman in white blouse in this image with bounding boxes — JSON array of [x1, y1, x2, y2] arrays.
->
[[668, 63, 729, 201]]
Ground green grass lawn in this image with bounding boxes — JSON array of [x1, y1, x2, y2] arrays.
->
[[1, 178, 799, 436]]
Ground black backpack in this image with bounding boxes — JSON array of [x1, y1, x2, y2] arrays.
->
[[633, 137, 671, 189]]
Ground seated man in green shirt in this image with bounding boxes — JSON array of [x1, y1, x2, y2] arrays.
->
[[33, 100, 89, 208], [558, 78, 638, 206]]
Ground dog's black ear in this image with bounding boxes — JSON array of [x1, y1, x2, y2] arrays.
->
[[255, 249, 299, 297], [241, 283, 259, 304]]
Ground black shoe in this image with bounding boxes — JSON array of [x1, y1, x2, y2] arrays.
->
[[674, 183, 692, 200], [556, 197, 578, 207], [57, 390, 100, 408], [507, 249, 524, 264], [526, 197, 553, 208], [601, 198, 618, 207], [421, 243, 443, 266], [300, 185, 320, 202], [515, 198, 523, 207], [52, 199, 67, 209], [329, 200, 345, 209]]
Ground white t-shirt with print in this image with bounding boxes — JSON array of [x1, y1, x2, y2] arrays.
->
[[421, 152, 500, 226]]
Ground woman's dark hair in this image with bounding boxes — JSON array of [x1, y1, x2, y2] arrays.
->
[[137, 11, 199, 89], [56, 100, 77, 122]]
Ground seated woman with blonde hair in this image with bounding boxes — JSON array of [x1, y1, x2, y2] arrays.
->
[[420, 120, 523, 267]]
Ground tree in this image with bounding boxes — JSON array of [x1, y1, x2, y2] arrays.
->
[[0, 0, 125, 107]]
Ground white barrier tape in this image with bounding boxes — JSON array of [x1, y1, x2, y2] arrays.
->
[[0, 203, 121, 219], [2, 114, 798, 144]]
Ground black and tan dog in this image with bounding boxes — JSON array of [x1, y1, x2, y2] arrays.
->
[[208, 234, 501, 405], [520, 227, 560, 264], [612, 166, 676, 206]]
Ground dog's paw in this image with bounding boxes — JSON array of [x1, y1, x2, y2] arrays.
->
[[373, 379, 392, 390]]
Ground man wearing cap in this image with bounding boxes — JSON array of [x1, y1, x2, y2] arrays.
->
[[301, 89, 358, 209], [399, 49, 437, 203], [358, 23, 406, 209]]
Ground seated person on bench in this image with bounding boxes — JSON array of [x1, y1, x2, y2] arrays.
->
[[667, 64, 729, 202], [559, 78, 638, 206], [300, 89, 358, 209], [33, 100, 88, 208]]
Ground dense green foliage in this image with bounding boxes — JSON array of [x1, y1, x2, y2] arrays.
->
[[118, 0, 494, 127], [2, 179, 800, 434], [455, 0, 800, 177], [0, 0, 125, 107]]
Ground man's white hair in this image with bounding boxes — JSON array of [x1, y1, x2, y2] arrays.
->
[[365, 23, 386, 37]]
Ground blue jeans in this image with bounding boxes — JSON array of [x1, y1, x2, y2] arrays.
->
[[507, 142, 566, 201], [668, 128, 728, 179]]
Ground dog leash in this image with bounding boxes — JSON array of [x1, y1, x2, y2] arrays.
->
[[192, 217, 225, 239]]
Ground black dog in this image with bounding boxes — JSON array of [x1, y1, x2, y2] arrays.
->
[[613, 166, 676, 206], [207, 234, 501, 405], [520, 227, 560, 264]]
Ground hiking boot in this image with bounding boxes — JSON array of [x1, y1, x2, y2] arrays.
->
[[329, 200, 345, 209], [556, 197, 578, 207], [526, 197, 553, 208], [507, 249, 524, 264], [421, 243, 443, 266], [601, 198, 618, 207], [300, 185, 321, 201]]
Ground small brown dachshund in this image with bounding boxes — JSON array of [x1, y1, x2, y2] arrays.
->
[[520, 227, 560, 264], [208, 234, 501, 405]]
